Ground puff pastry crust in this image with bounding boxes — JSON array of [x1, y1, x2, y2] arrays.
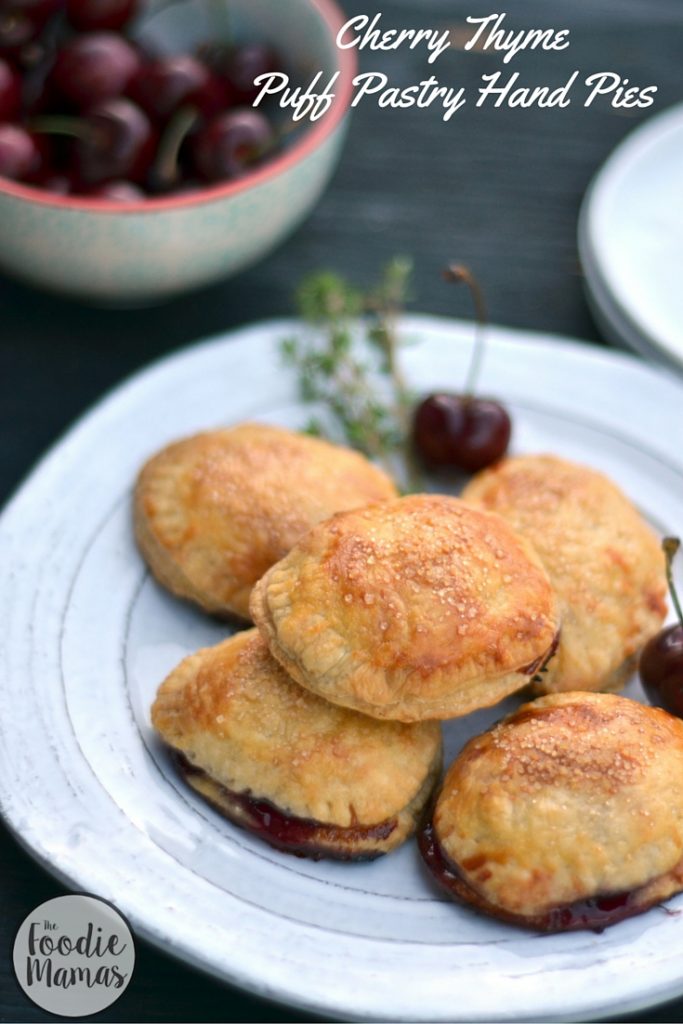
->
[[421, 692, 683, 932], [134, 423, 397, 620], [152, 629, 442, 859], [250, 495, 560, 722], [463, 454, 667, 694]]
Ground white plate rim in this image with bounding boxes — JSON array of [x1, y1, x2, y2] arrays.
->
[[2, 316, 683, 1023], [578, 101, 683, 373]]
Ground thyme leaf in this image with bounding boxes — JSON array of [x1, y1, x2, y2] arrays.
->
[[281, 258, 421, 489]]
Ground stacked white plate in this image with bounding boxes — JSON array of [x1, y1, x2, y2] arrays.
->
[[579, 102, 683, 373]]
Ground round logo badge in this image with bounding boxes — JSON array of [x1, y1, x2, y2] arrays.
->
[[13, 894, 135, 1017]]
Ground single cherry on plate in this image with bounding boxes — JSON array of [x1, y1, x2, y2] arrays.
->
[[412, 264, 512, 473], [413, 393, 511, 473], [640, 537, 683, 718]]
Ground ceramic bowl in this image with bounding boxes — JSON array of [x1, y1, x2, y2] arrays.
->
[[0, 0, 355, 303]]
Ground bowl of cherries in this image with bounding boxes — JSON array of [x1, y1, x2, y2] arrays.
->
[[0, 0, 355, 302]]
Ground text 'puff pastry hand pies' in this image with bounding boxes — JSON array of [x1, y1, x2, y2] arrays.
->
[[462, 454, 667, 694], [250, 495, 560, 722], [151, 629, 442, 860], [134, 423, 397, 620], [420, 691, 683, 933]]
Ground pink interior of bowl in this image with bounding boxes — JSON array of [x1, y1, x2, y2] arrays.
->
[[0, 0, 356, 214]]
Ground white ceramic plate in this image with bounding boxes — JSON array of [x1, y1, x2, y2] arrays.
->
[[579, 102, 683, 373], [2, 317, 683, 1023]]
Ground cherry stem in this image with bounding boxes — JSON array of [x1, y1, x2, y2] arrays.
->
[[664, 537, 683, 627], [28, 115, 89, 142], [443, 263, 488, 399], [152, 104, 198, 190]]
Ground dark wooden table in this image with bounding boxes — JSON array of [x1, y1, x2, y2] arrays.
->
[[2, 1, 682, 1020]]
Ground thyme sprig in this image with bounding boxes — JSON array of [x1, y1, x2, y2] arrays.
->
[[281, 258, 420, 487]]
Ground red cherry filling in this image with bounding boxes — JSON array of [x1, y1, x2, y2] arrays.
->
[[175, 752, 397, 861], [419, 821, 652, 934], [519, 630, 560, 680]]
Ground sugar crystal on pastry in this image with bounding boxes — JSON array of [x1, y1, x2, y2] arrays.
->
[[250, 494, 560, 721], [151, 629, 442, 860], [134, 422, 398, 620], [420, 691, 683, 932], [463, 454, 667, 694]]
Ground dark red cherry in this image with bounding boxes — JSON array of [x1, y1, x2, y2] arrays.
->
[[191, 108, 273, 183], [127, 55, 211, 122], [413, 264, 512, 473], [0, 9, 38, 59], [187, 71, 232, 120], [0, 58, 21, 119], [640, 538, 683, 718], [53, 32, 140, 107], [0, 122, 46, 180], [88, 178, 143, 200], [72, 97, 156, 185], [0, 0, 61, 57], [12, 0, 64, 27], [225, 43, 278, 104], [413, 393, 511, 472], [66, 0, 138, 32], [198, 42, 276, 104], [640, 625, 683, 718]]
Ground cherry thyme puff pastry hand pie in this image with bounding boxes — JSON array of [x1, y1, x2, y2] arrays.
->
[[250, 495, 559, 722], [420, 691, 683, 933], [462, 455, 667, 694], [134, 423, 397, 620], [151, 629, 442, 860]]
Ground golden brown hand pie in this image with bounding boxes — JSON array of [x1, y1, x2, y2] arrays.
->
[[463, 454, 666, 694], [250, 495, 560, 722], [151, 629, 442, 860], [134, 423, 397, 620], [420, 691, 683, 933]]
